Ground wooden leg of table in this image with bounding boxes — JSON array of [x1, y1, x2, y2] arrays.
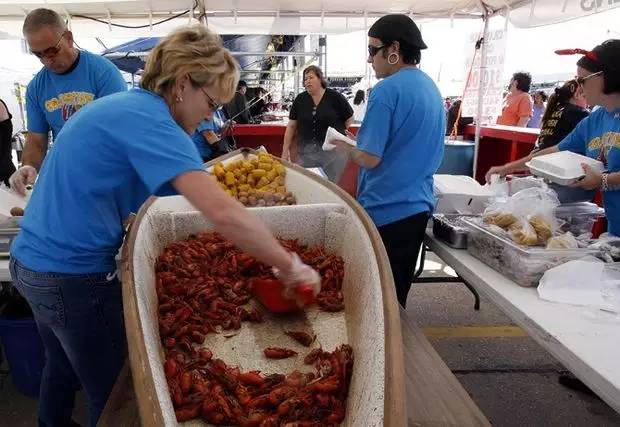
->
[[98, 360, 140, 427]]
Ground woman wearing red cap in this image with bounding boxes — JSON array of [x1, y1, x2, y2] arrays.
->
[[332, 14, 445, 307], [486, 39, 620, 236]]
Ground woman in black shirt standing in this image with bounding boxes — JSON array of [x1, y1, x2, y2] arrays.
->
[[282, 66, 354, 181], [485, 79, 589, 180], [0, 99, 16, 187], [534, 79, 589, 150]]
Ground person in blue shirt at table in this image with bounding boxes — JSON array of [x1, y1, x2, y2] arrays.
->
[[485, 40, 620, 236], [9, 8, 127, 196], [192, 109, 231, 162], [332, 14, 445, 307], [10, 25, 319, 427]]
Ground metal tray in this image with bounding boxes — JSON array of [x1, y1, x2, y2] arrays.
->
[[0, 217, 20, 258], [432, 214, 471, 249], [462, 217, 599, 287]]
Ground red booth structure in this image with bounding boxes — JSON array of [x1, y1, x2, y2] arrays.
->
[[463, 123, 539, 184]]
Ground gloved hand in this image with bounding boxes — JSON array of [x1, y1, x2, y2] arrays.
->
[[9, 165, 37, 196], [273, 252, 321, 300]]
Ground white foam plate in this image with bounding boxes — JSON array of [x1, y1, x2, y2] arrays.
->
[[322, 126, 357, 151], [527, 151, 604, 186]]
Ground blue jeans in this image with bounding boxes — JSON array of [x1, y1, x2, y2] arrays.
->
[[9, 258, 127, 427]]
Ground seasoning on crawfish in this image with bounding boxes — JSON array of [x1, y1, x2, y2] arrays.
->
[[155, 231, 352, 425]]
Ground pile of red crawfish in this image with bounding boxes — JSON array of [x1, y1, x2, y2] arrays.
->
[[155, 231, 352, 425]]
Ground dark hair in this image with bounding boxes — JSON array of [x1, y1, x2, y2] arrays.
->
[[379, 39, 421, 65], [303, 65, 327, 88], [237, 80, 247, 90], [512, 72, 532, 92], [540, 80, 578, 125], [353, 90, 365, 105], [577, 39, 620, 95], [534, 90, 548, 103]]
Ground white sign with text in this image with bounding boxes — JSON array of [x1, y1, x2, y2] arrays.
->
[[461, 19, 508, 123]]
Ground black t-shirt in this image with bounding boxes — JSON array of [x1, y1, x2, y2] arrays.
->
[[0, 99, 15, 181], [289, 88, 353, 152], [535, 103, 589, 150]]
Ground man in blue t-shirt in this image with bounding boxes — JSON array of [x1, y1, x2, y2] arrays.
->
[[9, 8, 126, 195], [332, 15, 445, 307]]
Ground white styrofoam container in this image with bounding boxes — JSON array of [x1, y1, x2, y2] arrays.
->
[[433, 174, 494, 215], [526, 151, 604, 186]]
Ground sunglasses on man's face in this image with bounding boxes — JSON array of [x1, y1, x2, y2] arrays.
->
[[576, 70, 603, 86], [367, 44, 385, 58], [30, 32, 66, 59]]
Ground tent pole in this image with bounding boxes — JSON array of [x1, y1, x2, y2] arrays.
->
[[472, 11, 490, 181], [198, 0, 207, 25]]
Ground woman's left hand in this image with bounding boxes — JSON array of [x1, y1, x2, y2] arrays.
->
[[571, 163, 603, 190]]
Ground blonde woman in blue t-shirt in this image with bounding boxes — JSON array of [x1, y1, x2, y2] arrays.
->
[[10, 25, 319, 427]]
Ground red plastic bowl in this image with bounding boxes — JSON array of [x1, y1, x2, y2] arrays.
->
[[250, 278, 315, 313]]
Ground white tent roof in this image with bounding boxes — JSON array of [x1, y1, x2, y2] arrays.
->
[[0, 0, 618, 37]]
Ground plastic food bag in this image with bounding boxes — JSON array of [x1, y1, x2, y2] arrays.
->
[[482, 187, 561, 245], [538, 257, 620, 313], [508, 218, 538, 246], [506, 176, 548, 196], [546, 232, 579, 249]]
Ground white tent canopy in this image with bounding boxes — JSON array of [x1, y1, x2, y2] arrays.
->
[[0, 1, 618, 37]]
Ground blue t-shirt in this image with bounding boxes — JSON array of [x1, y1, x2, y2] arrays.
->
[[191, 110, 226, 159], [192, 120, 216, 159], [12, 88, 204, 274], [356, 68, 445, 226], [26, 50, 127, 140], [558, 107, 620, 236]]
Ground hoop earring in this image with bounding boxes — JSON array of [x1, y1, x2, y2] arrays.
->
[[387, 53, 399, 65]]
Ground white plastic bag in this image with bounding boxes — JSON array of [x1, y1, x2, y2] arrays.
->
[[322, 126, 356, 151], [482, 187, 561, 245], [538, 257, 620, 313]]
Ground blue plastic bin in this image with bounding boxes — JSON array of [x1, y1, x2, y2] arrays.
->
[[0, 316, 45, 397], [437, 140, 475, 177]]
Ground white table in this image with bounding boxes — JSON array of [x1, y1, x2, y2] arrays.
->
[[425, 231, 620, 414]]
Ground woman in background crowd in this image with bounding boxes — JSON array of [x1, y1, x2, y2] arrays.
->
[[527, 90, 548, 128], [497, 71, 533, 127], [351, 89, 367, 122], [486, 78, 590, 180], [0, 98, 16, 187], [281, 65, 353, 182]]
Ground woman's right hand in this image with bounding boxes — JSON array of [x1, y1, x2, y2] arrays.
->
[[485, 165, 508, 183], [281, 148, 291, 162]]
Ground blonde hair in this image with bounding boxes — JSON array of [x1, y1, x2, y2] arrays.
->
[[140, 25, 239, 103]]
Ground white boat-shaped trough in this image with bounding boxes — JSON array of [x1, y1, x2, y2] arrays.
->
[[121, 148, 406, 426]]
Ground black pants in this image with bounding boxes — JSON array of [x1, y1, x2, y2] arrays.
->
[[377, 211, 429, 308]]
